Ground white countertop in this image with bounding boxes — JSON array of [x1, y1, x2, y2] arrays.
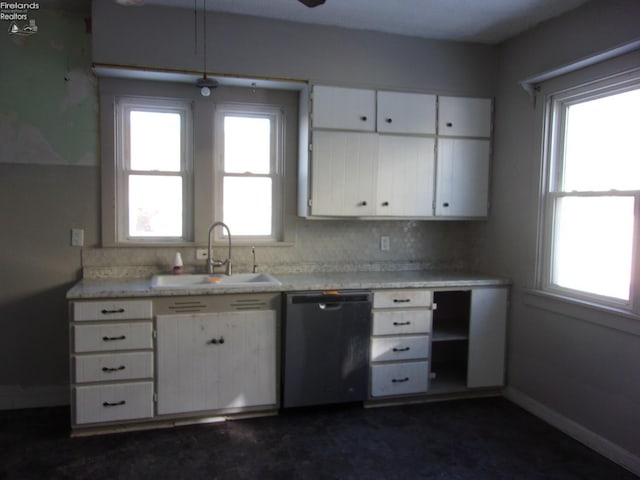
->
[[66, 271, 510, 299]]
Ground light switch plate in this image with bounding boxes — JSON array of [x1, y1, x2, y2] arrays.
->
[[71, 228, 84, 247], [380, 236, 390, 251], [196, 248, 208, 259]]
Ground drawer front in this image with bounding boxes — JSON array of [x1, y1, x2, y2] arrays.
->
[[373, 289, 433, 309], [74, 382, 154, 425], [371, 335, 430, 363], [371, 361, 429, 397], [74, 352, 154, 383], [73, 300, 152, 322], [74, 323, 153, 353], [372, 310, 432, 335]]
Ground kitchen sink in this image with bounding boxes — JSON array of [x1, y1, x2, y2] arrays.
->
[[151, 272, 281, 289]]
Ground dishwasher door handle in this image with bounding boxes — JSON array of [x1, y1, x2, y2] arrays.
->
[[318, 303, 343, 311]]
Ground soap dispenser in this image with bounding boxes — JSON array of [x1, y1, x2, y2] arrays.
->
[[173, 252, 183, 275]]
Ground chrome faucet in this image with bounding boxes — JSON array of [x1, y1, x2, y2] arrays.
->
[[207, 221, 232, 275]]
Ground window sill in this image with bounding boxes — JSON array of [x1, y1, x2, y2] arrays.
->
[[522, 288, 640, 336]]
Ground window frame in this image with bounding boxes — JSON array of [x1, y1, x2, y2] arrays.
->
[[539, 70, 640, 315], [213, 103, 285, 243], [115, 96, 194, 244]]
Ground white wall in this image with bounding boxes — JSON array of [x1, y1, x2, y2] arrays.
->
[[485, 0, 640, 466]]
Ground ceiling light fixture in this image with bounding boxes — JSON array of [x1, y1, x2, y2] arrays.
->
[[196, 0, 218, 97]]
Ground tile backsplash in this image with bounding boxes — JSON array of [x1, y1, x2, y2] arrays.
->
[[82, 219, 485, 279]]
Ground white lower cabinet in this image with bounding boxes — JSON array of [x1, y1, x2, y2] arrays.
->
[[70, 299, 154, 427], [369, 289, 434, 398], [156, 309, 277, 415], [75, 382, 154, 424], [370, 287, 508, 400], [371, 361, 430, 397]]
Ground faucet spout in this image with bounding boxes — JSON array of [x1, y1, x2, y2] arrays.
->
[[207, 221, 232, 275]]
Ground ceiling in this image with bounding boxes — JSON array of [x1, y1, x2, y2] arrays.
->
[[42, 0, 591, 44]]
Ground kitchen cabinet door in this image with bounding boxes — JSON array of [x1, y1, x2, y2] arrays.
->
[[156, 310, 276, 415], [377, 135, 435, 216], [377, 91, 436, 134], [311, 130, 378, 216], [435, 138, 490, 217], [438, 96, 492, 138], [467, 288, 508, 388], [312, 85, 376, 131]]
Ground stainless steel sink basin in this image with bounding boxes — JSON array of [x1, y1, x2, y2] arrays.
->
[[150, 272, 281, 289]]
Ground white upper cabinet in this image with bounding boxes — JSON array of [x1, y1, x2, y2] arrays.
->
[[435, 138, 490, 217], [301, 86, 493, 219], [377, 91, 436, 135], [377, 135, 435, 216], [438, 96, 492, 138], [312, 85, 376, 131], [311, 131, 378, 216]]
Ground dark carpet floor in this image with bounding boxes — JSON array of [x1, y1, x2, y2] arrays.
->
[[0, 397, 636, 480]]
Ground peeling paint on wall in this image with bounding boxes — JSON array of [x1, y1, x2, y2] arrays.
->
[[0, 9, 97, 166]]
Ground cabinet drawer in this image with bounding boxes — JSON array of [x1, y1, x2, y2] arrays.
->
[[371, 335, 430, 363], [73, 300, 152, 322], [74, 382, 154, 425], [74, 352, 154, 383], [73, 323, 153, 353], [372, 310, 432, 335], [370, 361, 429, 397], [373, 289, 433, 309]]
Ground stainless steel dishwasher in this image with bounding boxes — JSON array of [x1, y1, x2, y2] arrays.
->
[[282, 290, 372, 408]]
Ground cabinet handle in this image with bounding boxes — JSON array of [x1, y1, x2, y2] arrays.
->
[[358, 201, 367, 207], [102, 400, 126, 407], [381, 201, 389, 207], [102, 335, 126, 341], [393, 321, 411, 326], [102, 366, 126, 372], [393, 299, 411, 303], [208, 336, 225, 345], [392, 377, 409, 383], [442, 202, 450, 207], [446, 122, 453, 127], [392, 347, 410, 352], [360, 116, 368, 121], [101, 308, 125, 314], [385, 118, 393, 123]]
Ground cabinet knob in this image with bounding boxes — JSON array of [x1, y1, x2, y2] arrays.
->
[[360, 116, 368, 122], [381, 201, 389, 207], [385, 118, 393, 123], [443, 202, 450, 207], [358, 201, 367, 206], [446, 122, 453, 127]]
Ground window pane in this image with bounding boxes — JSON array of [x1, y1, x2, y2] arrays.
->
[[552, 196, 633, 300], [224, 116, 271, 174], [130, 111, 181, 172], [563, 89, 640, 191], [223, 177, 272, 236], [129, 175, 183, 237]]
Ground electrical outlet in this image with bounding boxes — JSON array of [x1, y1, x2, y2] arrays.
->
[[380, 236, 390, 251], [196, 248, 208, 260], [71, 228, 84, 247]]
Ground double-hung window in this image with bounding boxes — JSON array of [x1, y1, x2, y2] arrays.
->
[[214, 104, 283, 242], [116, 97, 192, 243], [541, 70, 640, 312]]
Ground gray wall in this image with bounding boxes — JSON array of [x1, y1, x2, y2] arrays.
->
[[485, 0, 640, 460]]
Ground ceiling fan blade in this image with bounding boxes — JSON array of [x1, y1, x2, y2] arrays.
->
[[298, 0, 326, 7]]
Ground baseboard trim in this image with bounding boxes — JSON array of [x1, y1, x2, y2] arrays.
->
[[0, 385, 69, 410], [504, 386, 640, 477]]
